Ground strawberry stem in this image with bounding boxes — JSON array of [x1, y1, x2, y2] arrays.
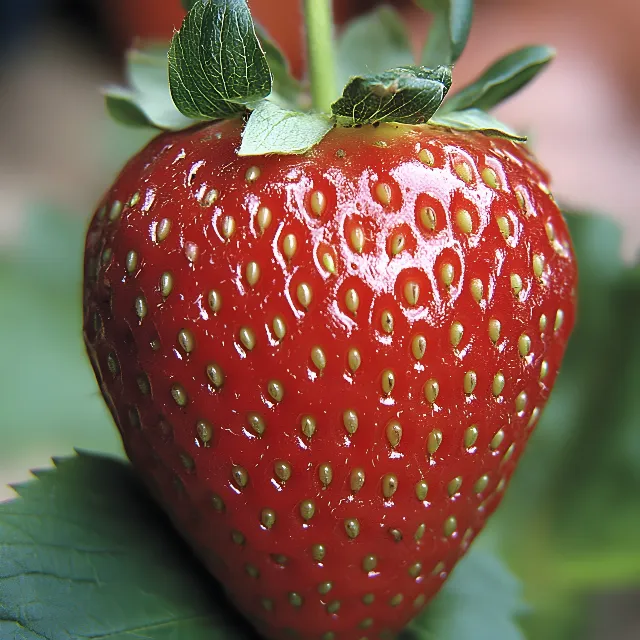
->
[[303, 0, 337, 113]]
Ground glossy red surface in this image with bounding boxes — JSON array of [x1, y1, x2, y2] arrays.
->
[[83, 119, 577, 640]]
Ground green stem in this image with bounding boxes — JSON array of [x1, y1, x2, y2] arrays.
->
[[303, 0, 337, 113]]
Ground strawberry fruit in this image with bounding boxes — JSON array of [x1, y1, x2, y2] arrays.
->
[[86, 2, 577, 639]]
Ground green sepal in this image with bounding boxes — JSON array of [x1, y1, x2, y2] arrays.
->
[[441, 45, 555, 114], [336, 6, 414, 89], [332, 65, 452, 125], [103, 45, 196, 131], [169, 0, 271, 120], [430, 108, 527, 140], [239, 100, 334, 156], [254, 24, 304, 109], [418, 0, 474, 66]]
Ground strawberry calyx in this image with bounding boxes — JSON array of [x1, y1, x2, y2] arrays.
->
[[104, 0, 554, 155]]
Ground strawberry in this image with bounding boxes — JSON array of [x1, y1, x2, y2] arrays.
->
[[87, 1, 577, 639]]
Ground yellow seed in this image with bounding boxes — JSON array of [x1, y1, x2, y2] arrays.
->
[[274, 460, 291, 482], [345, 288, 360, 314], [516, 189, 526, 212], [443, 516, 458, 537], [171, 383, 187, 406], [348, 348, 361, 373], [408, 562, 423, 578], [381, 369, 395, 395], [539, 314, 548, 332], [415, 481, 428, 501], [344, 518, 360, 539], [386, 420, 402, 448], [317, 581, 333, 595], [489, 318, 501, 343], [414, 594, 426, 609], [464, 371, 477, 395], [109, 200, 123, 221], [474, 475, 490, 493], [490, 430, 505, 450], [156, 218, 171, 242], [362, 555, 377, 572], [201, 188, 219, 207], [232, 465, 248, 488], [456, 209, 473, 234], [245, 563, 259, 578], [424, 379, 439, 404], [412, 334, 427, 360], [125, 250, 138, 274], [427, 429, 443, 455], [528, 406, 541, 427], [381, 310, 394, 334], [470, 278, 483, 303], [533, 254, 545, 279], [318, 464, 333, 487], [518, 334, 532, 357], [289, 592, 303, 608], [245, 261, 260, 287], [178, 329, 195, 353], [419, 206, 437, 231], [261, 508, 276, 529], [441, 262, 455, 286], [464, 425, 479, 448], [455, 161, 472, 183], [540, 360, 549, 380], [415, 523, 426, 541], [300, 500, 315, 521], [382, 474, 398, 499], [497, 216, 510, 239], [208, 290, 221, 313], [404, 281, 420, 306], [301, 415, 316, 438], [447, 476, 463, 496], [160, 272, 173, 297], [245, 166, 261, 183], [450, 321, 464, 348], [492, 372, 505, 396], [326, 600, 341, 614], [545, 221, 556, 242], [343, 409, 359, 434], [418, 148, 435, 166], [322, 253, 336, 274], [311, 346, 326, 372], [129, 191, 141, 206], [350, 226, 365, 253], [267, 380, 284, 403], [297, 282, 312, 309], [391, 233, 405, 255], [376, 182, 393, 206], [184, 242, 199, 262], [482, 167, 498, 189], [515, 391, 528, 414], [350, 468, 366, 492], [221, 215, 236, 239], [257, 206, 272, 233], [247, 412, 265, 436], [239, 327, 256, 351], [273, 315, 286, 340], [555, 309, 564, 332], [511, 273, 523, 296], [283, 233, 297, 260], [503, 443, 516, 463], [310, 190, 327, 216], [311, 544, 325, 561], [134, 296, 147, 320]]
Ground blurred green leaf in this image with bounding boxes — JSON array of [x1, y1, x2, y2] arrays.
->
[[0, 452, 525, 639], [417, 0, 473, 66], [430, 108, 526, 140]]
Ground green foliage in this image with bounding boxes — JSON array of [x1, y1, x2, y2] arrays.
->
[[441, 46, 555, 114], [335, 6, 414, 89], [332, 65, 452, 125], [0, 452, 524, 639], [239, 100, 334, 156], [418, 0, 474, 66], [169, 0, 271, 119], [430, 108, 526, 140]]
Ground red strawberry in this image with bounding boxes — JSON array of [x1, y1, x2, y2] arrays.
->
[[83, 117, 576, 640]]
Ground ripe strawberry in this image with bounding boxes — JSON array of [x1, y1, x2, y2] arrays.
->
[[84, 117, 576, 640], [88, 1, 577, 638]]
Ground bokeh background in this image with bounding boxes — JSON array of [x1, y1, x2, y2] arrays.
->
[[1, 1, 639, 638]]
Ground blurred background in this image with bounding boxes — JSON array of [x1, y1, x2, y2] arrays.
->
[[1, 1, 639, 639]]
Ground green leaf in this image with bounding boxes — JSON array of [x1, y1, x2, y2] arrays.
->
[[104, 46, 197, 131], [1, 451, 525, 639], [418, 0, 474, 66], [441, 45, 555, 114], [336, 6, 414, 89], [254, 24, 303, 108], [430, 108, 526, 140], [239, 100, 333, 156], [332, 65, 452, 125], [403, 547, 527, 640], [0, 452, 253, 639], [182, 0, 197, 9], [169, 0, 271, 120]]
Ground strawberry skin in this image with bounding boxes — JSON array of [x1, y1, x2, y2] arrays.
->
[[83, 119, 576, 640]]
